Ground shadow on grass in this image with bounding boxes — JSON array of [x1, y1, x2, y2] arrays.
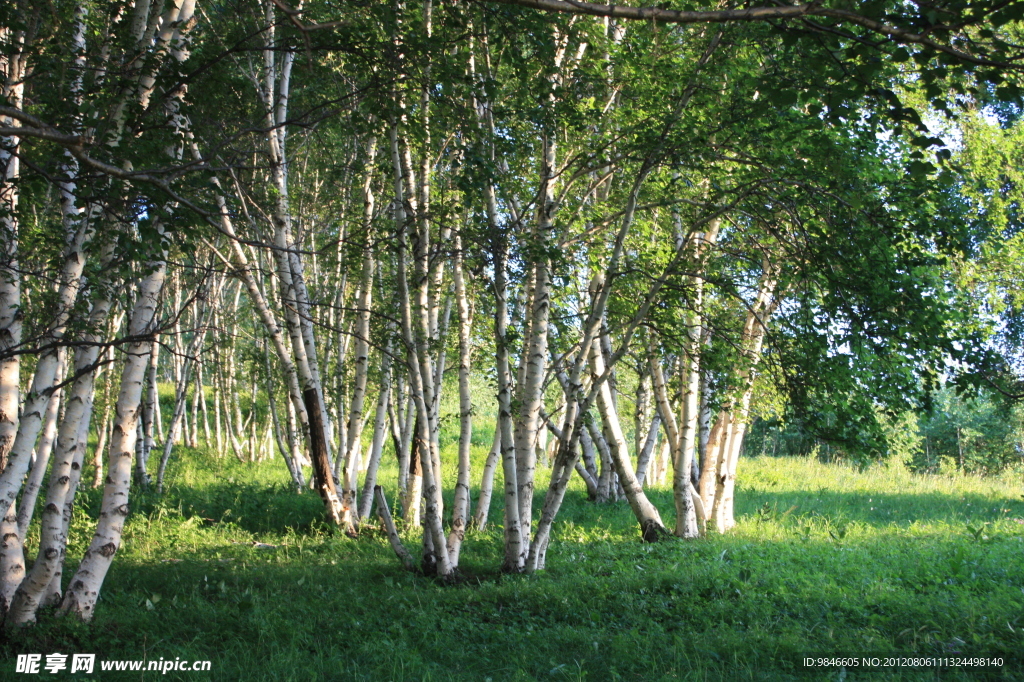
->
[[129, 482, 327, 536], [5, 526, 1022, 682]]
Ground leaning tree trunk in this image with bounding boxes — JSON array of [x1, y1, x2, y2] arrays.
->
[[15, 348, 68, 536], [0, 209, 93, 521], [59, 254, 168, 620], [591, 335, 666, 541], [472, 426, 502, 531], [6, 289, 114, 625]]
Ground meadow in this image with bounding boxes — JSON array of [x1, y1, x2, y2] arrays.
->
[[3, 445, 1023, 681]]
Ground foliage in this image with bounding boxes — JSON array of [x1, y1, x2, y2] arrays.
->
[[748, 384, 1024, 477]]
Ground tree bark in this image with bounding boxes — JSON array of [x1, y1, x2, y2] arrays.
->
[[302, 388, 344, 525], [591, 337, 666, 541], [16, 348, 68, 536], [60, 254, 168, 621], [7, 288, 112, 625], [357, 339, 392, 522]]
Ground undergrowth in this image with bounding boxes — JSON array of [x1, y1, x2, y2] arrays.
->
[[3, 447, 1024, 681]]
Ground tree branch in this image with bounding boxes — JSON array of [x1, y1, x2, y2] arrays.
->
[[483, 0, 1018, 68]]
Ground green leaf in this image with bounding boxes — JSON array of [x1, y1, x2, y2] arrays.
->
[[910, 160, 935, 178]]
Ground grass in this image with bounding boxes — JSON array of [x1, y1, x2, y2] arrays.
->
[[3, 443, 1024, 681]]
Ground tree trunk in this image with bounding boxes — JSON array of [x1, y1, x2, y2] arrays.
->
[[16, 348, 68, 536], [591, 337, 666, 541], [357, 340, 392, 522], [136, 338, 160, 488], [472, 426, 502, 531], [60, 254, 168, 621], [0, 18, 29, 474], [342, 141, 377, 526], [446, 230, 474, 566], [6, 289, 112, 625], [156, 281, 214, 492]]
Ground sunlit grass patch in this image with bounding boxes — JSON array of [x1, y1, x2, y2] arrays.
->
[[4, 453, 1023, 680]]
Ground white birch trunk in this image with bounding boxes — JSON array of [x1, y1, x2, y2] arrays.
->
[[0, 500, 24, 614], [357, 340, 392, 521], [676, 348, 700, 538], [0, 17, 29, 473], [31, 389, 94, 611], [709, 273, 777, 531], [446, 230, 473, 565], [16, 348, 68, 536], [472, 426, 502, 531], [136, 338, 160, 487], [60, 257, 167, 620], [7, 290, 112, 625], [591, 338, 666, 541], [342, 139, 377, 523], [0, 211, 93, 521]]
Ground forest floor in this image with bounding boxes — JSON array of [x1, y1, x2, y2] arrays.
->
[[3, 446, 1024, 681]]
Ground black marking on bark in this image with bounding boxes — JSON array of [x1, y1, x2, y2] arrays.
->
[[98, 542, 117, 557], [641, 519, 667, 543]]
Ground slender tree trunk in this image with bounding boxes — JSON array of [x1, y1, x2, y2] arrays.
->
[[90, 405, 110, 489], [15, 349, 67, 537], [699, 414, 726, 513], [709, 273, 776, 531], [342, 140, 377, 527], [6, 288, 112, 625], [676, 346, 701, 538], [591, 336, 666, 541], [136, 338, 160, 488], [199, 361, 211, 447], [265, 343, 303, 489], [255, 3, 339, 520], [634, 412, 661, 488], [493, 227, 522, 571], [156, 281, 214, 492], [44, 399, 93, 607], [446, 231, 473, 565], [0, 17, 30, 474], [402, 414, 422, 527], [472, 426, 502, 531], [60, 254, 168, 620], [357, 339, 392, 521]]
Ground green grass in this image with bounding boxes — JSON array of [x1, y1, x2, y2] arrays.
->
[[4, 447, 1024, 681]]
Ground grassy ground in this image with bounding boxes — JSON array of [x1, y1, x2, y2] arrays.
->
[[3, 446, 1024, 681]]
